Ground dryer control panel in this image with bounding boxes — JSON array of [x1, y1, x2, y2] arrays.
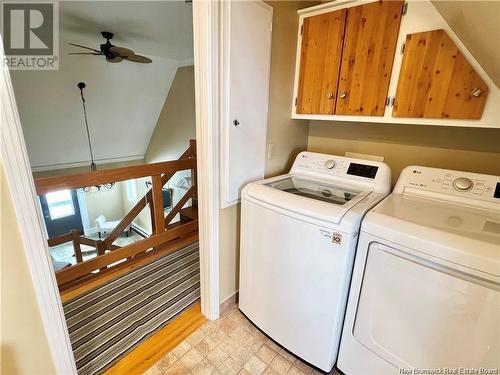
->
[[290, 152, 391, 194], [394, 166, 500, 210]]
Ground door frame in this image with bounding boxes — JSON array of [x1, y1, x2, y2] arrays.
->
[[192, 0, 220, 320], [39, 189, 84, 238], [0, 1, 220, 373]]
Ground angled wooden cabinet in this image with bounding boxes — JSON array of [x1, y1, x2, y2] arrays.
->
[[295, 0, 403, 116], [393, 29, 489, 119], [296, 10, 347, 115]]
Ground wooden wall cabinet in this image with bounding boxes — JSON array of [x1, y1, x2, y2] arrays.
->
[[296, 0, 403, 116], [336, 1, 403, 116], [292, 0, 499, 128], [393, 29, 488, 120], [296, 10, 347, 115]]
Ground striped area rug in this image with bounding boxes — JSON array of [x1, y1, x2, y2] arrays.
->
[[63, 242, 200, 375]]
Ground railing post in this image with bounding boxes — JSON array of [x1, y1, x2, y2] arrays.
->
[[96, 240, 107, 271], [71, 229, 83, 263], [148, 197, 156, 234], [190, 139, 197, 190], [151, 174, 165, 234]]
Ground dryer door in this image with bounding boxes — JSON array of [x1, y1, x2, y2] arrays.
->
[[353, 241, 500, 371]]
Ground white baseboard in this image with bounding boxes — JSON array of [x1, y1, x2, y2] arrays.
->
[[131, 223, 151, 237]]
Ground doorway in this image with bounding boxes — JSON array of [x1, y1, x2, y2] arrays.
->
[[0, 0, 220, 372], [39, 189, 84, 237]]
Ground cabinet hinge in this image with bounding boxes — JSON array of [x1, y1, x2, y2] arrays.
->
[[386, 96, 395, 107], [400, 42, 406, 54], [402, 2, 408, 15], [295, 97, 298, 106]]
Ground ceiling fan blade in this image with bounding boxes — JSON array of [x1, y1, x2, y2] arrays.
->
[[106, 55, 123, 63], [68, 42, 101, 53], [109, 46, 135, 58], [69, 52, 103, 55], [124, 54, 152, 64]]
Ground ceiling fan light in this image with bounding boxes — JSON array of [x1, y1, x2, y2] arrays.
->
[[106, 56, 123, 63]]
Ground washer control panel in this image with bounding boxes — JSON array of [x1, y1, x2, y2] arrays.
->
[[324, 159, 336, 170], [395, 166, 500, 206], [290, 152, 392, 194], [452, 177, 474, 192]]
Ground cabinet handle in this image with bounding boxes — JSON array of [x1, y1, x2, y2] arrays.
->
[[326, 92, 333, 99], [339, 91, 347, 99], [471, 88, 482, 97]]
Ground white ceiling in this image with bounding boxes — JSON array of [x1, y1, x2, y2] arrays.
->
[[11, 1, 193, 171], [60, 1, 194, 63]]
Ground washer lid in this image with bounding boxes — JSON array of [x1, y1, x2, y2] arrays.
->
[[264, 176, 362, 206], [245, 175, 371, 225], [362, 194, 500, 276]]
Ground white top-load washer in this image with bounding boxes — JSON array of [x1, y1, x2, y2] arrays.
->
[[338, 166, 500, 375], [239, 151, 391, 372]]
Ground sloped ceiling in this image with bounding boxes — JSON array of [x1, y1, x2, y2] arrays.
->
[[432, 1, 500, 89], [11, 1, 193, 171]]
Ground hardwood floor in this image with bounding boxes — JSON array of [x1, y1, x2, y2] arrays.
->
[[103, 302, 206, 375]]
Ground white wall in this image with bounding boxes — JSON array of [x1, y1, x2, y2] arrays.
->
[[11, 54, 178, 171], [121, 177, 153, 235], [1, 162, 56, 374], [83, 182, 126, 228], [145, 65, 196, 214]]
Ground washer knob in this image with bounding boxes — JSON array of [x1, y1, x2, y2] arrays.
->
[[324, 160, 336, 170], [453, 177, 473, 192]]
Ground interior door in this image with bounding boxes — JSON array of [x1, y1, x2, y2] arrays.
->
[[39, 189, 84, 238], [222, 1, 273, 207], [335, 0, 403, 116], [296, 9, 347, 115], [393, 29, 489, 119]]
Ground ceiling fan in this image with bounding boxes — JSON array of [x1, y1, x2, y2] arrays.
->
[[68, 31, 152, 64]]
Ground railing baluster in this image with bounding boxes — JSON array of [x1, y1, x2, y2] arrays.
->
[[151, 174, 165, 234], [190, 139, 197, 190], [71, 229, 83, 263], [164, 186, 196, 226], [96, 240, 107, 271]]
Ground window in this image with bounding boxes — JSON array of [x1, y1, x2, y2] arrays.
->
[[126, 180, 138, 202], [45, 190, 75, 219]]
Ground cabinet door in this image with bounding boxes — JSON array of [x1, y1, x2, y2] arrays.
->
[[296, 10, 347, 115], [222, 1, 273, 207], [393, 30, 488, 119], [335, 1, 403, 116]]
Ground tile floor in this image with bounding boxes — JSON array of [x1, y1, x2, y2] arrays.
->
[[144, 305, 342, 375]]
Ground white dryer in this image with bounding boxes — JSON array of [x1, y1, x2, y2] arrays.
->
[[338, 166, 500, 374], [239, 152, 391, 372]]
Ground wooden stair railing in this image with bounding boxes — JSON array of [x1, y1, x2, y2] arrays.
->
[[101, 141, 196, 249], [37, 140, 198, 289], [55, 221, 198, 286]]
